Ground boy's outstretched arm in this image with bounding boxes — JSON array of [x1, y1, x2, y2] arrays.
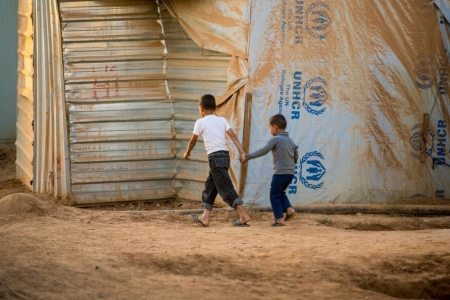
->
[[245, 138, 276, 161], [184, 134, 198, 160], [226, 128, 246, 162]]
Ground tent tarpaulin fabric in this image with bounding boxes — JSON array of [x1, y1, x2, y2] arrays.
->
[[161, 0, 250, 58], [245, 0, 450, 204], [436, 0, 450, 63], [161, 0, 449, 205], [161, 0, 251, 105], [241, 0, 450, 205], [159, 0, 450, 204], [435, 0, 450, 22]]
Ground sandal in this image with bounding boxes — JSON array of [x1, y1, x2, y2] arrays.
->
[[285, 212, 297, 222], [270, 220, 285, 227], [188, 214, 207, 227], [231, 219, 250, 227]]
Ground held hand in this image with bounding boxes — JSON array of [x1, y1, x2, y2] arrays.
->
[[239, 153, 247, 164], [184, 152, 190, 160]]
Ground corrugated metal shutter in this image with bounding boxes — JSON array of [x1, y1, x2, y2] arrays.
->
[[16, 0, 34, 187], [60, 0, 175, 205], [59, 0, 229, 205]]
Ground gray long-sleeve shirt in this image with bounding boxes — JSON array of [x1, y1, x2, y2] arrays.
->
[[245, 132, 298, 175]]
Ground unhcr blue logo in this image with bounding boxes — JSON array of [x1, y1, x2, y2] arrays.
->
[[289, 71, 328, 119], [306, 2, 332, 40], [301, 77, 327, 115], [299, 151, 326, 190], [415, 54, 434, 89]]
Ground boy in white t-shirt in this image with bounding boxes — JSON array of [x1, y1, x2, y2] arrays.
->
[[184, 94, 251, 227]]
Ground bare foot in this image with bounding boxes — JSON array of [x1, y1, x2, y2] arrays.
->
[[197, 209, 212, 226], [198, 215, 210, 226], [189, 215, 208, 227], [236, 205, 251, 224], [286, 207, 296, 215], [276, 217, 286, 224], [239, 215, 251, 224], [270, 218, 286, 226]]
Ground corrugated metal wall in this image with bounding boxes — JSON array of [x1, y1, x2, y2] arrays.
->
[[33, 0, 70, 198], [60, 0, 174, 205], [16, 0, 34, 187], [0, 1, 19, 147], [59, 0, 229, 205]]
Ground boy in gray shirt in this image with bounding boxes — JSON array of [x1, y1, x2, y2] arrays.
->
[[241, 114, 298, 226]]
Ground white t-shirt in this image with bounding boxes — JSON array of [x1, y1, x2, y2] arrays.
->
[[193, 115, 231, 154]]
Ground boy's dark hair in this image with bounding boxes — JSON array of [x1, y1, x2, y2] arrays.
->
[[269, 114, 287, 129], [199, 94, 216, 110]]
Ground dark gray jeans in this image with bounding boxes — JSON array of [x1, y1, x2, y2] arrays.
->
[[202, 150, 244, 210]]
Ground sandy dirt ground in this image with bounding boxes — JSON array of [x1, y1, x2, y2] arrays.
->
[[1, 148, 450, 300]]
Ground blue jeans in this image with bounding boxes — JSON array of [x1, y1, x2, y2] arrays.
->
[[202, 151, 244, 210], [270, 174, 294, 219]]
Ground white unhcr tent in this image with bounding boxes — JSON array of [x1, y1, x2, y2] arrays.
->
[[16, 0, 449, 206]]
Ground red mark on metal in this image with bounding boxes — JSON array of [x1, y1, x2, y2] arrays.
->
[[93, 65, 119, 100]]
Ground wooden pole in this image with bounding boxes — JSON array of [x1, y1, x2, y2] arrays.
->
[[239, 92, 252, 198]]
